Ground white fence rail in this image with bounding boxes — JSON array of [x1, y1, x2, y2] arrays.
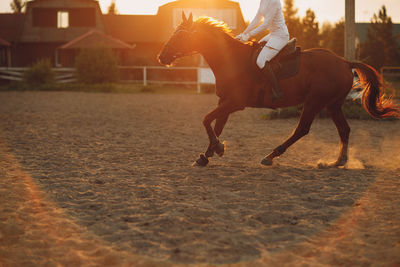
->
[[381, 66, 400, 79], [119, 66, 215, 93], [0, 67, 25, 82], [0, 66, 216, 92], [0, 67, 77, 83], [54, 68, 77, 83]]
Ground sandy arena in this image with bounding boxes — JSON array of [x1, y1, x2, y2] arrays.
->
[[0, 91, 399, 266]]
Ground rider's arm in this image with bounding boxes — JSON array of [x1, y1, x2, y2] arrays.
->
[[243, 0, 265, 36], [248, 0, 278, 37]]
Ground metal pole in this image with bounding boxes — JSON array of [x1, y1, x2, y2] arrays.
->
[[197, 67, 201, 93], [345, 0, 356, 61], [143, 66, 147, 86]]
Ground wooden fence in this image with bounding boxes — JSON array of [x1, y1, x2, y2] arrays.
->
[[381, 66, 400, 79], [0, 66, 216, 92], [0, 67, 25, 82], [0, 67, 77, 83]]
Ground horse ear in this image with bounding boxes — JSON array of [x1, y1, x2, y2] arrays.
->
[[182, 11, 187, 23], [188, 13, 193, 24]]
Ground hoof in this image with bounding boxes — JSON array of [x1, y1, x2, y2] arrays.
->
[[318, 156, 348, 169], [317, 162, 330, 169], [261, 157, 273, 166], [215, 141, 225, 157], [317, 161, 342, 169], [193, 154, 209, 167]]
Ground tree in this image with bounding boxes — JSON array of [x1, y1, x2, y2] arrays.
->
[[301, 9, 320, 49], [320, 22, 332, 48], [107, 0, 118, 15], [10, 0, 26, 13], [360, 5, 400, 70], [283, 0, 303, 44], [320, 19, 345, 57]]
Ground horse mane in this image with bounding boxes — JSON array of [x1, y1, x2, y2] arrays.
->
[[194, 16, 259, 49], [194, 16, 234, 37]]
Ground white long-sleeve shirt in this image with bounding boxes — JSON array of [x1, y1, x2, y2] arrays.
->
[[244, 0, 289, 38]]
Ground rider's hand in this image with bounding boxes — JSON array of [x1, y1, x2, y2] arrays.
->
[[242, 33, 250, 42], [236, 33, 250, 42], [235, 34, 244, 41]]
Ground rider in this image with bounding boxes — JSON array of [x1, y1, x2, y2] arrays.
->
[[236, 0, 289, 99]]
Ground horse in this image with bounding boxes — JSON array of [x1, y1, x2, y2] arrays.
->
[[158, 13, 400, 167]]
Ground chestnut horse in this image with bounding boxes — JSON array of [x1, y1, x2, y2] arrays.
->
[[158, 13, 400, 167]]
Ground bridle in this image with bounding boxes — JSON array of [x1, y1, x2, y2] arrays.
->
[[165, 28, 199, 59]]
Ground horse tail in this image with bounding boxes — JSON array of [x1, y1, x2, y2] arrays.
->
[[348, 61, 400, 119]]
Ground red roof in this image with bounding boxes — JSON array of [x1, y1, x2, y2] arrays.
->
[[59, 30, 135, 50], [0, 38, 10, 46]]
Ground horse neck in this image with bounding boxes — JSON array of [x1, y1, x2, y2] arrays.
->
[[198, 32, 249, 74]]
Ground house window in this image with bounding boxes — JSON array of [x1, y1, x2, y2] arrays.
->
[[57, 11, 69, 28]]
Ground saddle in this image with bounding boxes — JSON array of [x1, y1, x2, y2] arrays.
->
[[248, 38, 301, 106]]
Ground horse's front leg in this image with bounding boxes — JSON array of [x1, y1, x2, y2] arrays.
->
[[212, 114, 229, 157], [203, 115, 227, 158], [194, 101, 236, 166]]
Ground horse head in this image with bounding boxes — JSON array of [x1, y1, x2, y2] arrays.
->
[[158, 12, 197, 66]]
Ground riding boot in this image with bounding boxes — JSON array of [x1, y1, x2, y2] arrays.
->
[[261, 62, 284, 100]]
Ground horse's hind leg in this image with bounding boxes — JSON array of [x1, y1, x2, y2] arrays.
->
[[261, 100, 325, 166], [319, 101, 350, 168]]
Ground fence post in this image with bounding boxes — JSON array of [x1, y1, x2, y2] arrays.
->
[[197, 68, 201, 93], [143, 66, 147, 86]]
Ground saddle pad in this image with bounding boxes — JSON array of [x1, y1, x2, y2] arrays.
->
[[248, 40, 302, 108], [270, 47, 301, 80], [248, 39, 301, 81]]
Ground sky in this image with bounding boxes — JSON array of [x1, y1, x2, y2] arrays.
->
[[0, 0, 399, 24]]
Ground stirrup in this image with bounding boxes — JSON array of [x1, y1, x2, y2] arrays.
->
[[271, 89, 284, 100], [261, 63, 284, 100]]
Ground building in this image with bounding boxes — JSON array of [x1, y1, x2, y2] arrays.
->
[[355, 22, 400, 43], [0, 38, 11, 67], [1, 0, 134, 67], [0, 0, 246, 68]]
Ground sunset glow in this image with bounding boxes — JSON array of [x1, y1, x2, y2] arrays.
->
[[95, 0, 400, 23], [0, 0, 399, 23]]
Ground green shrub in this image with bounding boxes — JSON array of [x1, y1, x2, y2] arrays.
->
[[24, 59, 55, 85], [75, 46, 120, 84], [337, 99, 371, 120]]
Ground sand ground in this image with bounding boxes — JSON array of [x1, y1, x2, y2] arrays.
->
[[0, 91, 399, 266]]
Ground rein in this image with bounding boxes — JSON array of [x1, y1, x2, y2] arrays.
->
[[167, 28, 199, 58]]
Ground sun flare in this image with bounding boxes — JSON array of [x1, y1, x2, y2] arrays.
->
[[97, 0, 400, 23]]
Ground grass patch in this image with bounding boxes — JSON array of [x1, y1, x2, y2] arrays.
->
[[0, 82, 201, 94], [262, 100, 397, 120]]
